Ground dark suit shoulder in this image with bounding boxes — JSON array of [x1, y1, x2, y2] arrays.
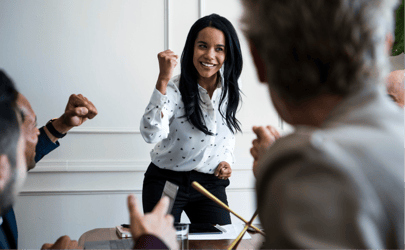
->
[[0, 208, 17, 249]]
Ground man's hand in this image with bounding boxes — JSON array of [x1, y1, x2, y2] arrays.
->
[[45, 94, 98, 142], [214, 161, 232, 180], [41, 235, 81, 249], [127, 194, 178, 249], [59, 94, 98, 130], [251, 125, 281, 177]]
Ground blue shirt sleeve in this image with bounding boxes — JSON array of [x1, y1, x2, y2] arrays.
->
[[34, 126, 60, 163]]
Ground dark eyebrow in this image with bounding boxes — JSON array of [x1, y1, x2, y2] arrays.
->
[[388, 94, 397, 102], [35, 116, 37, 127], [197, 41, 225, 47]]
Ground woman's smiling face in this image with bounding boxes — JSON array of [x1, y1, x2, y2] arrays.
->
[[193, 27, 226, 82]]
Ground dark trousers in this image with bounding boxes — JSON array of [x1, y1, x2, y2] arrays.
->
[[142, 163, 231, 225]]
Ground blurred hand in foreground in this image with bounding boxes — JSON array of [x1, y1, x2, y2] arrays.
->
[[251, 125, 281, 177], [127, 194, 178, 249]]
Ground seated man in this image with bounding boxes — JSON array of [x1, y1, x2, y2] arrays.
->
[[0, 71, 177, 249], [242, 0, 404, 248], [0, 69, 98, 249], [0, 71, 30, 249], [19, 92, 98, 169], [386, 69, 404, 108]]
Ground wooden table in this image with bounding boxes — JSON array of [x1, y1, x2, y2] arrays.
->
[[78, 227, 265, 249]]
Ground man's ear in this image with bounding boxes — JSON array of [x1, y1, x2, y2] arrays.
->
[[0, 155, 11, 191], [249, 40, 267, 83], [385, 32, 394, 55]]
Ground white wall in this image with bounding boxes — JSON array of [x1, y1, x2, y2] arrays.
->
[[0, 0, 281, 248], [390, 53, 404, 71]]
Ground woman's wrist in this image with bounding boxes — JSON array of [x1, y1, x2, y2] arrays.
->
[[156, 76, 169, 95]]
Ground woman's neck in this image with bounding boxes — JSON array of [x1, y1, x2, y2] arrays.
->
[[199, 73, 218, 99]]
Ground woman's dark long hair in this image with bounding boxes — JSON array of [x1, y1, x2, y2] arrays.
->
[[179, 13, 243, 136]]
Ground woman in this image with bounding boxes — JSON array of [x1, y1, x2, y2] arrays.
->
[[140, 13, 243, 224]]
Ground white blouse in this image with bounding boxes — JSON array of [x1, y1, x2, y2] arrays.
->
[[140, 74, 236, 174]]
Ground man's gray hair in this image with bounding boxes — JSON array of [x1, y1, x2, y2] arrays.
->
[[241, 0, 398, 102]]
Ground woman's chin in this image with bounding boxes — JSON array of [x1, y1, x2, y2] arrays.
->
[[197, 70, 218, 80]]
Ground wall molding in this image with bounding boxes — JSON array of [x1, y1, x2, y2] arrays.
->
[[68, 127, 139, 134], [30, 160, 254, 173], [65, 127, 261, 134], [19, 189, 143, 196], [164, 0, 170, 50], [19, 187, 255, 196], [29, 160, 149, 173], [198, 0, 205, 18]]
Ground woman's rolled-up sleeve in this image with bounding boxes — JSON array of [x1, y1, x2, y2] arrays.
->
[[140, 82, 178, 143]]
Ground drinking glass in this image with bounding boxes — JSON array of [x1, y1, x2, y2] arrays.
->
[[175, 223, 189, 250]]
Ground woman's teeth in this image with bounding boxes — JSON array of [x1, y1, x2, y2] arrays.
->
[[201, 62, 215, 67]]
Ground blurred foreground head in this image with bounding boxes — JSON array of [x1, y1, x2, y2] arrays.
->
[[241, 0, 398, 105]]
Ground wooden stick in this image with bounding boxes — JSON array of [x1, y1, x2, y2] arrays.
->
[[229, 210, 260, 249], [248, 210, 259, 226], [227, 224, 249, 250], [191, 181, 265, 236]]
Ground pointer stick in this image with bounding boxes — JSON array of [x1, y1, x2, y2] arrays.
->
[[191, 181, 264, 236], [228, 224, 249, 250], [228, 210, 259, 250]]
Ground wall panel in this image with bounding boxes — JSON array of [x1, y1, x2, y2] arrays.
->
[[15, 188, 257, 249], [14, 192, 141, 249], [169, 0, 199, 76], [16, 168, 256, 248], [28, 130, 256, 169], [0, 0, 165, 130]]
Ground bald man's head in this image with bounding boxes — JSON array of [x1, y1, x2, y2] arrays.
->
[[386, 70, 404, 108], [17, 94, 39, 170]]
